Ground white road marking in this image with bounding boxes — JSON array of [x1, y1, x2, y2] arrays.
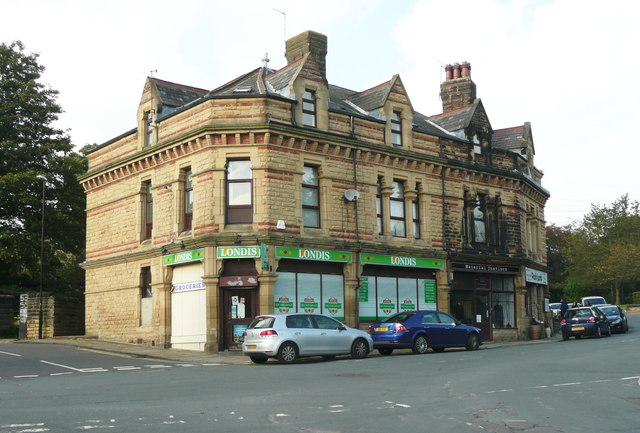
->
[[553, 382, 581, 387], [50, 372, 73, 376], [487, 389, 512, 393], [14, 375, 39, 378], [113, 366, 141, 371], [531, 385, 548, 389], [40, 360, 83, 371], [620, 376, 640, 380], [0, 350, 22, 357], [145, 365, 172, 369]]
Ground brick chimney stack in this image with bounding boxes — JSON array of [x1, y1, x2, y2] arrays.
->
[[285, 31, 328, 80], [440, 61, 476, 113]]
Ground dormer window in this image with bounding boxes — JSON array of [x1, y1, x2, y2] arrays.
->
[[302, 90, 316, 127], [473, 134, 482, 155], [391, 111, 402, 146]]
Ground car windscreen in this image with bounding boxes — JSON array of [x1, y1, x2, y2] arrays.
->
[[564, 309, 592, 319], [598, 307, 618, 315], [248, 316, 275, 329]]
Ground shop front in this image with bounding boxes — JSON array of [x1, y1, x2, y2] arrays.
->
[[358, 253, 443, 323], [217, 246, 261, 350], [525, 266, 549, 337], [449, 262, 519, 341], [273, 246, 352, 322], [164, 248, 206, 351]]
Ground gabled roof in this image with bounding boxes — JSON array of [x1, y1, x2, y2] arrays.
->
[[149, 78, 208, 108], [493, 122, 534, 154], [430, 99, 480, 132], [209, 67, 275, 97], [347, 79, 392, 112]]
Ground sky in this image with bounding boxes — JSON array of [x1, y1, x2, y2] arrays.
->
[[2, 0, 638, 227]]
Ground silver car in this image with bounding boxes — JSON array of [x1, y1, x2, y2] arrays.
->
[[242, 313, 373, 364]]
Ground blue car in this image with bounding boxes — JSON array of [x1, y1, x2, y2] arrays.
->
[[596, 304, 629, 333], [368, 310, 483, 355], [561, 306, 611, 340]]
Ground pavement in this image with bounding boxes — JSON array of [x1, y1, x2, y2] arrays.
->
[[7, 331, 565, 365]]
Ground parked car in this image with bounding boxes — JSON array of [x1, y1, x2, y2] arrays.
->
[[549, 302, 562, 316], [368, 310, 482, 355], [561, 306, 611, 340], [580, 296, 607, 307], [242, 313, 373, 364], [597, 304, 629, 333]]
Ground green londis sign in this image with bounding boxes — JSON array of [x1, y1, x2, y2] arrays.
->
[[163, 248, 205, 266], [360, 253, 443, 269], [275, 246, 352, 262], [216, 246, 261, 259]]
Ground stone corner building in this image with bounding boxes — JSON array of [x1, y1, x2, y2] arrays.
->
[[79, 30, 549, 352]]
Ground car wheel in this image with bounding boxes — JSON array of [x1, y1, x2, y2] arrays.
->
[[249, 356, 268, 364], [595, 326, 602, 338], [351, 338, 369, 359], [433, 347, 445, 353], [606, 325, 612, 336], [378, 348, 394, 356], [623, 321, 629, 333], [277, 342, 298, 364], [322, 355, 336, 361], [465, 333, 480, 351], [412, 335, 429, 354], [562, 334, 569, 341]]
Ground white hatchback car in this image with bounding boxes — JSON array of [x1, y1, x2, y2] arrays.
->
[[242, 313, 373, 364]]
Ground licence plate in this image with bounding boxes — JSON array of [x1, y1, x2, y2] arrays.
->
[[572, 327, 584, 331], [375, 327, 389, 332], [246, 345, 257, 349]]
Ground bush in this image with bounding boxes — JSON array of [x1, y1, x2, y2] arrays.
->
[[632, 291, 640, 305]]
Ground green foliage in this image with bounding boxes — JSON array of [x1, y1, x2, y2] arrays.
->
[[632, 292, 640, 305], [0, 41, 86, 295], [559, 194, 640, 304]]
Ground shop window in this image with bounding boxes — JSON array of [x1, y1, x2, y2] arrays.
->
[[376, 178, 383, 235], [302, 89, 316, 127], [358, 276, 437, 322], [226, 160, 252, 224], [143, 181, 153, 240], [302, 166, 320, 228], [492, 292, 514, 328], [390, 181, 406, 237], [274, 272, 345, 321], [183, 168, 193, 231], [391, 111, 402, 146]]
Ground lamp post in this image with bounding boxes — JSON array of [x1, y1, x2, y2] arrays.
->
[[36, 175, 46, 339]]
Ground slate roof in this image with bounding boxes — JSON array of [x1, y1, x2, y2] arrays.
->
[[148, 63, 460, 141], [493, 123, 534, 155], [151, 78, 208, 109], [429, 100, 477, 132]]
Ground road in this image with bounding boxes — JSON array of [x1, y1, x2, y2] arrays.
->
[[1, 314, 639, 433]]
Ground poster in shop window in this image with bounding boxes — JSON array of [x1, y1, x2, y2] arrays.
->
[[322, 274, 344, 321], [398, 278, 418, 312], [274, 272, 296, 314], [358, 276, 377, 321], [421, 279, 437, 310], [376, 277, 397, 319], [298, 274, 321, 314]]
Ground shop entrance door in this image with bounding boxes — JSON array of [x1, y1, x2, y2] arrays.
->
[[222, 288, 257, 350], [474, 292, 491, 340]]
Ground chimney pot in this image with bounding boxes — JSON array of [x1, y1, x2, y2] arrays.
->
[[461, 62, 471, 78], [453, 63, 461, 79], [445, 64, 454, 80]]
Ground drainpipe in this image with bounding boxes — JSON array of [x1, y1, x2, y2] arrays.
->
[[351, 140, 362, 328]]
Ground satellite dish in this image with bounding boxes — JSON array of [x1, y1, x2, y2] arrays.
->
[[343, 189, 360, 202]]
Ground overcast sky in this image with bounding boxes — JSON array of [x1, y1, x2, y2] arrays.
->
[[2, 0, 638, 226]]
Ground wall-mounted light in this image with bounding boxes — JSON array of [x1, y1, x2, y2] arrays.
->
[[162, 247, 168, 255], [298, 242, 305, 249], [180, 241, 186, 250], [234, 234, 241, 245]]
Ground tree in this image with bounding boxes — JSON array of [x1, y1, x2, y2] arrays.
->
[[0, 41, 86, 295], [568, 195, 640, 304], [545, 223, 573, 300]]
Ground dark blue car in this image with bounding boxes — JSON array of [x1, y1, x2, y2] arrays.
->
[[368, 310, 483, 355], [596, 305, 629, 333]]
